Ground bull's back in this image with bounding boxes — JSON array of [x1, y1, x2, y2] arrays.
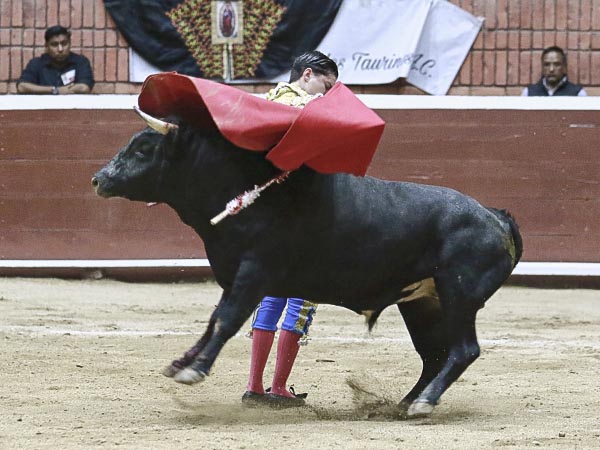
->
[[310, 174, 497, 246], [273, 174, 507, 294]]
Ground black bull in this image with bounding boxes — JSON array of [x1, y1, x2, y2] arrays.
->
[[92, 113, 522, 417]]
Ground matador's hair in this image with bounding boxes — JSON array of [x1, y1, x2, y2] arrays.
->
[[289, 51, 338, 83]]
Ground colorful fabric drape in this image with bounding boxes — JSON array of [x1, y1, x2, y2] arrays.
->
[[103, 0, 342, 80]]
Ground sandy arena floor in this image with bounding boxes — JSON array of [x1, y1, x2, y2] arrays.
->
[[0, 277, 599, 449]]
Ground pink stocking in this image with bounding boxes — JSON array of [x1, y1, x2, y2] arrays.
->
[[246, 329, 275, 394], [270, 330, 301, 397]]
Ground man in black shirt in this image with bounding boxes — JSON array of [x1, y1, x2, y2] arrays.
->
[[17, 25, 94, 95], [522, 46, 586, 97]]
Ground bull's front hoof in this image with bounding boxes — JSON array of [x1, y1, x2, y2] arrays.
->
[[173, 367, 207, 385], [406, 400, 435, 418], [161, 364, 181, 378]]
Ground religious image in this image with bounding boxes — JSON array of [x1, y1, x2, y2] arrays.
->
[[211, 1, 244, 44]]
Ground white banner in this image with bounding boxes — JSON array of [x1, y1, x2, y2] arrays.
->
[[317, 0, 433, 84], [317, 0, 483, 95], [406, 0, 484, 95], [129, 48, 160, 82]]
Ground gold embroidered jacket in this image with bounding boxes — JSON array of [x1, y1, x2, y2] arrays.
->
[[266, 82, 322, 108]]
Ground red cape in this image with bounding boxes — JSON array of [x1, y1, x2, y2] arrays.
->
[[138, 73, 385, 176]]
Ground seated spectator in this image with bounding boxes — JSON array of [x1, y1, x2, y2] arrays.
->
[[522, 46, 586, 97], [17, 25, 94, 95]]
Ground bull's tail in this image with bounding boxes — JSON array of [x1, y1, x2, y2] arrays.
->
[[367, 309, 383, 332], [487, 208, 523, 266]]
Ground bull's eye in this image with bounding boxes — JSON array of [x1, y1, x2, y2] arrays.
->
[[134, 144, 154, 160]]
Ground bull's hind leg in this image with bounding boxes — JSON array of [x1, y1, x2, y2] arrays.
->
[[396, 295, 448, 412], [407, 306, 479, 417], [406, 264, 508, 417]]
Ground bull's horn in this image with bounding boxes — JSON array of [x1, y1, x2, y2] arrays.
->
[[133, 106, 179, 135]]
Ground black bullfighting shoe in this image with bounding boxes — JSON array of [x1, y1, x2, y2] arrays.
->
[[241, 391, 271, 408], [265, 386, 308, 409]]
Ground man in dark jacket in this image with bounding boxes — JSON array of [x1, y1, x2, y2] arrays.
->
[[17, 25, 94, 95], [522, 46, 586, 97]]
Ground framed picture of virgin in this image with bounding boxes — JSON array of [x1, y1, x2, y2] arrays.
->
[[211, 1, 244, 45]]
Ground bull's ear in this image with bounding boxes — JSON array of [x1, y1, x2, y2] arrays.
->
[[133, 106, 179, 135]]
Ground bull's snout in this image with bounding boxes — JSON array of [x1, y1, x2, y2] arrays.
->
[[91, 173, 110, 198]]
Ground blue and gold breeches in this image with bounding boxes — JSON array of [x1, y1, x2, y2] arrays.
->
[[252, 296, 318, 336]]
